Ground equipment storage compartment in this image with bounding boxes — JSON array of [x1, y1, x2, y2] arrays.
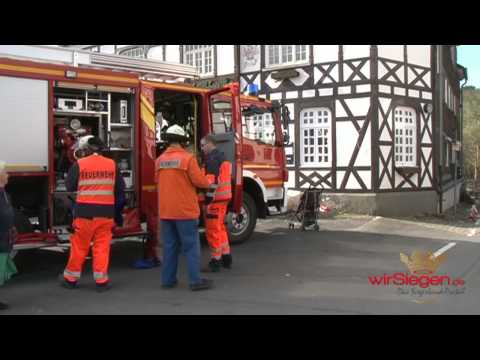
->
[[0, 75, 49, 172], [52, 85, 138, 231], [108, 91, 136, 206]]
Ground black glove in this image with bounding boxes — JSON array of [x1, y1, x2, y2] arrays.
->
[[205, 185, 217, 205]]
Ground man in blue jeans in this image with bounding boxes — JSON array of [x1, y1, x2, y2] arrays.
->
[[155, 125, 213, 291]]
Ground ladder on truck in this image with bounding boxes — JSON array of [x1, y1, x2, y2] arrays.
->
[[0, 45, 199, 82]]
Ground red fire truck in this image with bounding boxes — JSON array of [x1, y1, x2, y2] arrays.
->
[[0, 45, 288, 255]]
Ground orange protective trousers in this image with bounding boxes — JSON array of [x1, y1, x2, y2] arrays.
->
[[205, 202, 230, 260], [63, 217, 114, 284]]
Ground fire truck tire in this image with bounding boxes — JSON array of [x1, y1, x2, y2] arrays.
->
[[229, 193, 257, 245]]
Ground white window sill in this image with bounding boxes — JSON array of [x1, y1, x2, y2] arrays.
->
[[263, 62, 310, 72], [300, 164, 332, 168]]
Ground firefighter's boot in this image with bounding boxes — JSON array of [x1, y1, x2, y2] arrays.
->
[[96, 282, 111, 293], [208, 258, 222, 272], [221, 254, 232, 269]]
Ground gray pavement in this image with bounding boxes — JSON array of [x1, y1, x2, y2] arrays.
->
[[2, 215, 480, 315]]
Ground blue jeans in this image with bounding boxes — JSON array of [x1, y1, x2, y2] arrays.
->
[[160, 219, 201, 286]]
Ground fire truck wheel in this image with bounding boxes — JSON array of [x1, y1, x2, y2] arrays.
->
[[229, 193, 257, 245]]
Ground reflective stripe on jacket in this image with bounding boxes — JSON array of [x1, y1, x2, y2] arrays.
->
[[209, 161, 232, 202], [204, 148, 232, 203], [76, 155, 116, 206]]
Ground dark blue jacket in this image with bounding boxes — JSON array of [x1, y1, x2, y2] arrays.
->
[[205, 148, 226, 181]]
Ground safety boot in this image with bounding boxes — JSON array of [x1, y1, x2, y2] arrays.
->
[[208, 258, 222, 272], [221, 254, 232, 269], [59, 274, 78, 289], [96, 282, 111, 293]]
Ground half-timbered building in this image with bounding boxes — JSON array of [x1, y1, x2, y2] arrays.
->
[[62, 45, 467, 216]]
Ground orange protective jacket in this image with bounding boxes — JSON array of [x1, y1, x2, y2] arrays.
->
[[76, 155, 116, 206], [155, 146, 210, 220], [205, 161, 232, 203]]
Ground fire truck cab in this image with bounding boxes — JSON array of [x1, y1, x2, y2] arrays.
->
[[140, 81, 289, 245]]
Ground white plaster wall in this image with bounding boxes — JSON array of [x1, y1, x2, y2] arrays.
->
[[336, 171, 346, 188], [240, 77, 248, 92], [343, 45, 371, 59], [354, 122, 371, 167], [269, 92, 282, 100], [358, 171, 371, 190], [336, 122, 358, 167], [407, 45, 431, 68], [344, 97, 371, 117], [165, 45, 180, 63], [147, 46, 163, 60], [394, 170, 404, 188], [286, 171, 296, 189], [377, 45, 404, 61], [302, 89, 316, 98], [346, 174, 362, 189], [313, 45, 339, 63], [217, 45, 235, 76]]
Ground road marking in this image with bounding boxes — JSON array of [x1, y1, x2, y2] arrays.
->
[[432, 242, 456, 258], [354, 216, 381, 231]]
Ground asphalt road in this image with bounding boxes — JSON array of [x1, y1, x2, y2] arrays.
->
[[2, 215, 480, 315]]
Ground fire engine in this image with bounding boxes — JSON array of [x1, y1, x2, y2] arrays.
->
[[0, 45, 288, 256]]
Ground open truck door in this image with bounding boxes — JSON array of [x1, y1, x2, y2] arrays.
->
[[139, 82, 159, 259], [205, 83, 243, 214]]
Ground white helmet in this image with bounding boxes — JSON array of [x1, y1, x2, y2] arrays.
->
[[165, 125, 186, 138], [77, 135, 95, 150]]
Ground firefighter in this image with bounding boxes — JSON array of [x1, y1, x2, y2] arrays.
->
[[200, 134, 233, 273], [61, 136, 124, 292], [156, 125, 213, 291]]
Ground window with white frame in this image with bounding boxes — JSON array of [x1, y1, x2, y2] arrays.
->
[[184, 45, 213, 75], [121, 47, 145, 58], [300, 108, 331, 166], [394, 106, 417, 167], [242, 112, 276, 146], [267, 45, 308, 67]]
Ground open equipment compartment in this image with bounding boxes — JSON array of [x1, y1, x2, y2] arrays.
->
[[52, 82, 137, 230]]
